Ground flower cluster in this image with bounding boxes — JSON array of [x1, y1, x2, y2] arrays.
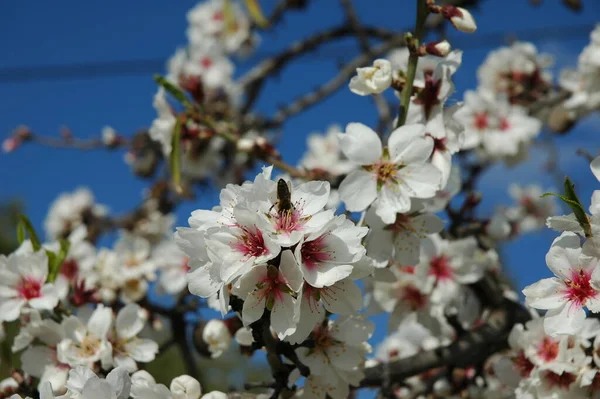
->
[[456, 42, 548, 161], [560, 25, 600, 119], [6, 1, 600, 399], [524, 157, 600, 337], [494, 317, 600, 398]]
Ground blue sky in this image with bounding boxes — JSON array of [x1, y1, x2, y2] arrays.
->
[[1, 0, 600, 392]]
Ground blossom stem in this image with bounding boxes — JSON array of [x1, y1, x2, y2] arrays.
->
[[396, 0, 429, 128]]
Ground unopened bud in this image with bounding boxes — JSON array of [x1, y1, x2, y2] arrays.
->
[[236, 137, 255, 152], [170, 375, 202, 399], [102, 126, 119, 147], [2, 137, 20, 153], [442, 6, 477, 33], [425, 40, 451, 57], [152, 317, 164, 331]]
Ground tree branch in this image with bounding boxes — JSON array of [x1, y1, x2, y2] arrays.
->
[[360, 299, 531, 388], [238, 25, 396, 113], [260, 35, 406, 129]]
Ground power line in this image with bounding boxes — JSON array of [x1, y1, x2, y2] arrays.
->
[[0, 23, 594, 84]]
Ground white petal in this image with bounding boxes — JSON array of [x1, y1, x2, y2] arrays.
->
[[280, 250, 303, 292], [399, 163, 441, 199], [321, 280, 363, 314], [116, 304, 145, 340], [187, 265, 221, 298], [106, 367, 132, 399], [545, 232, 582, 279], [87, 305, 113, 339], [388, 124, 432, 164], [522, 278, 564, 310], [339, 123, 382, 165], [338, 170, 377, 212], [241, 290, 266, 326], [591, 156, 600, 182], [544, 303, 586, 336], [271, 294, 297, 339]]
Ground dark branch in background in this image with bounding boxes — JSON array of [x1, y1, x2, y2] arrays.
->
[[265, 0, 309, 28], [259, 36, 406, 129], [238, 24, 396, 114], [361, 298, 531, 387], [256, 0, 489, 129]]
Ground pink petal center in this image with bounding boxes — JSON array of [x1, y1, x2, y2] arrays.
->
[[428, 255, 454, 281], [301, 235, 332, 271], [17, 276, 43, 300], [232, 227, 268, 258], [563, 268, 597, 307]]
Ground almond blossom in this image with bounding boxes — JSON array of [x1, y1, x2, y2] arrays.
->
[[0, 250, 59, 322], [456, 90, 541, 159], [365, 207, 444, 267], [62, 366, 131, 399], [505, 184, 556, 233], [286, 279, 363, 345], [349, 59, 393, 96], [106, 304, 159, 372], [338, 123, 441, 223], [415, 234, 484, 305], [523, 232, 600, 336], [295, 315, 374, 399], [57, 305, 113, 368], [44, 188, 107, 241], [232, 250, 302, 339], [293, 215, 367, 287], [477, 42, 552, 105]]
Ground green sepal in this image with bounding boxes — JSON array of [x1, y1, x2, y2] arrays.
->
[[170, 117, 183, 191], [17, 214, 41, 251], [153, 74, 193, 110], [542, 176, 592, 237], [46, 239, 70, 283]]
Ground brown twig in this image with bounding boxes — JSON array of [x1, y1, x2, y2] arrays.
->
[[238, 24, 396, 114], [360, 299, 530, 388], [260, 35, 406, 129]]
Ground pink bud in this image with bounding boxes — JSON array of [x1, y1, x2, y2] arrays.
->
[[2, 137, 20, 153], [425, 40, 451, 57], [442, 6, 477, 33]]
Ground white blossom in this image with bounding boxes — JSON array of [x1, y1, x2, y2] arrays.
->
[[338, 123, 441, 223], [349, 59, 393, 95]]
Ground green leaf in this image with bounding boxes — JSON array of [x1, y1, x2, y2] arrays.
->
[[542, 176, 592, 237], [153, 75, 193, 109], [243, 0, 269, 28], [16, 221, 25, 244], [170, 117, 183, 192], [47, 239, 70, 283], [17, 214, 41, 251]]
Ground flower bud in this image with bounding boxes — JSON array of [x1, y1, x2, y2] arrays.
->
[[236, 137, 255, 153], [2, 137, 20, 153], [195, 319, 232, 358], [170, 375, 202, 399], [102, 126, 119, 147], [442, 6, 477, 33], [425, 40, 451, 57]]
